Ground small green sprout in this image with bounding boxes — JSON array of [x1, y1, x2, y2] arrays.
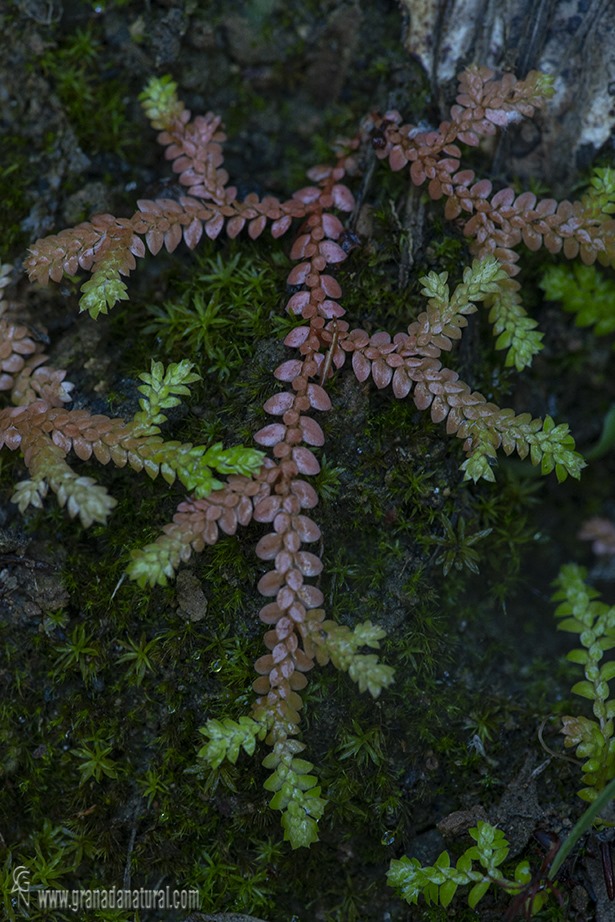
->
[[552, 564, 615, 801], [52, 624, 101, 684], [116, 633, 162, 686], [387, 821, 546, 914], [72, 738, 120, 784]]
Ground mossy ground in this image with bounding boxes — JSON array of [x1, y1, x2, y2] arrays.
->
[[2, 1, 615, 920]]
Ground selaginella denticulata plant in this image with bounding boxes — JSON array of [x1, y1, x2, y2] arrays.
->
[[10, 65, 615, 846]]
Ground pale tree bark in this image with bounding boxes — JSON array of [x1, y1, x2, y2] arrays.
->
[[400, 0, 615, 194]]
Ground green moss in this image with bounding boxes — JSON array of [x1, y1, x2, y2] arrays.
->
[[0, 136, 34, 260], [142, 244, 293, 375], [38, 24, 137, 156]]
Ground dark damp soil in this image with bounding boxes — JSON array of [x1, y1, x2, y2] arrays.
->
[[2, 2, 615, 921]]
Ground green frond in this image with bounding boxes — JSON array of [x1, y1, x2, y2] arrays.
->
[[126, 540, 179, 588], [262, 740, 327, 849], [198, 716, 268, 769], [318, 620, 395, 698], [387, 821, 530, 911], [139, 75, 185, 131], [133, 360, 201, 431], [585, 167, 615, 217], [552, 565, 615, 800], [79, 265, 129, 319], [487, 288, 543, 370], [541, 263, 615, 337]]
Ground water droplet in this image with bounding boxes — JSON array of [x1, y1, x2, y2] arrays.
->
[[381, 830, 395, 846], [211, 659, 222, 673]]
